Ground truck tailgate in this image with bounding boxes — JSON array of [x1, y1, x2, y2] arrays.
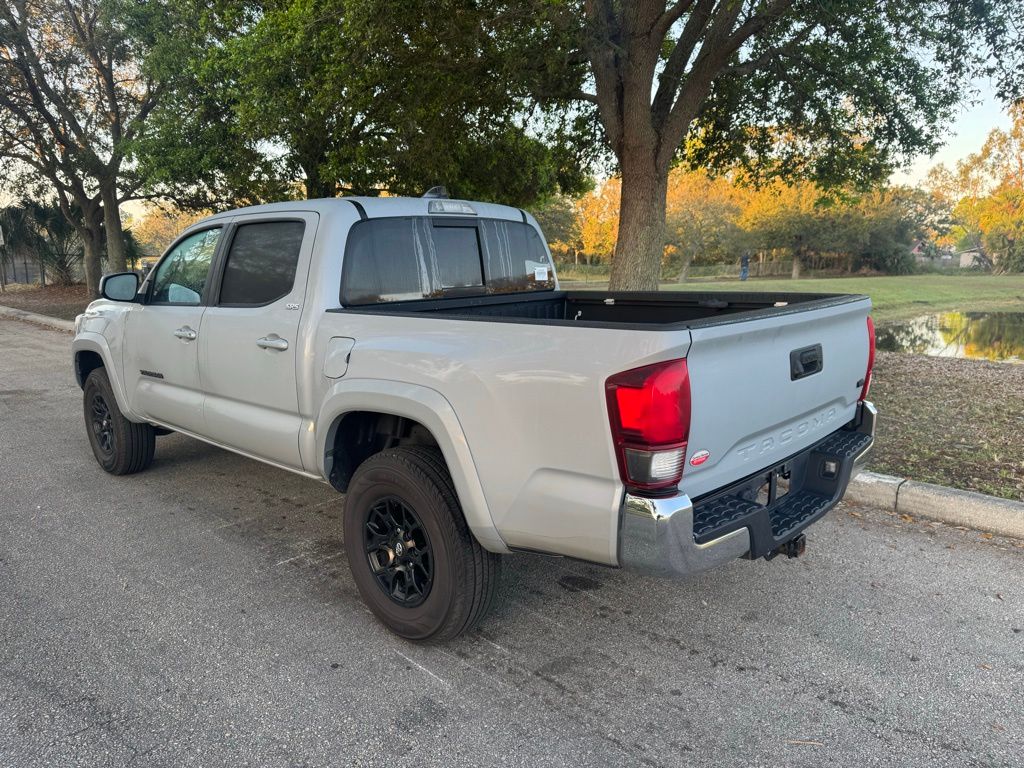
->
[[681, 298, 871, 500]]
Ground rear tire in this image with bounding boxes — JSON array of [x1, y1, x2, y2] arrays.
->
[[343, 446, 500, 642], [83, 368, 155, 475]]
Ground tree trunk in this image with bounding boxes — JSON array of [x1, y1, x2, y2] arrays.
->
[[676, 253, 693, 283], [82, 230, 105, 298], [100, 180, 128, 273], [608, 154, 668, 291], [302, 159, 335, 199], [791, 250, 802, 280], [79, 207, 105, 298]]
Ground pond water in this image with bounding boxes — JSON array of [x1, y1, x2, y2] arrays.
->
[[876, 312, 1024, 363]]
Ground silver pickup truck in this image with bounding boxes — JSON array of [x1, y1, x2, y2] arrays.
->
[[73, 195, 876, 641]]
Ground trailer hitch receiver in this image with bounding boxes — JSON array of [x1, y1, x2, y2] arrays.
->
[[766, 533, 806, 561]]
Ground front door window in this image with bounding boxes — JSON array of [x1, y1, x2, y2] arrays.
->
[[151, 228, 221, 305]]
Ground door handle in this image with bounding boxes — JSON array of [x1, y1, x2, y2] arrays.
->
[[790, 344, 823, 380], [173, 326, 198, 341], [256, 335, 289, 351]]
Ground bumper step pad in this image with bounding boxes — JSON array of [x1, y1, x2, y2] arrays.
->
[[691, 429, 873, 558]]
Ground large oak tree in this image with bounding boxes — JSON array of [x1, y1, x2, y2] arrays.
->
[[575, 0, 1024, 289], [0, 0, 187, 295], [135, 0, 593, 209]]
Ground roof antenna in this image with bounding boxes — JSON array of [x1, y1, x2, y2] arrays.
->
[[422, 186, 449, 199]]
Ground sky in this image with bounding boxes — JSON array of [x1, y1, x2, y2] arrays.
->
[[889, 79, 1011, 186]]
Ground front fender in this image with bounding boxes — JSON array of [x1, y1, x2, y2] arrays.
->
[[315, 378, 510, 554], [72, 333, 134, 418]]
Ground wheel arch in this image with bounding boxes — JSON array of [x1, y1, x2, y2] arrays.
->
[[72, 335, 132, 416], [316, 380, 509, 554], [74, 349, 104, 389]]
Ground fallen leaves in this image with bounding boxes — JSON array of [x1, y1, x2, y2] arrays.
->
[[869, 351, 1024, 502]]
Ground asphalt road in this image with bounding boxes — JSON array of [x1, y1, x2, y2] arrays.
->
[[2, 317, 1023, 768]]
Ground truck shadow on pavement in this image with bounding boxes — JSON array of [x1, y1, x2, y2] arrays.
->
[[138, 431, 777, 645], [70, 430, 1024, 767]]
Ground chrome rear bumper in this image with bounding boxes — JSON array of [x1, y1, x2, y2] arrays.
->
[[850, 400, 877, 477], [618, 400, 877, 578], [619, 493, 750, 578]]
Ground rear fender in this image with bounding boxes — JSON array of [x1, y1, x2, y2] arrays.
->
[[316, 379, 509, 554]]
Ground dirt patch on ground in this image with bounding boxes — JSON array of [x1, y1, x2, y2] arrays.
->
[[0, 284, 90, 321], [870, 351, 1024, 501]]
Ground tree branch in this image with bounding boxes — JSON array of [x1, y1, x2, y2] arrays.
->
[[724, 0, 797, 52], [725, 22, 816, 77], [582, 0, 624, 152], [652, 0, 698, 41], [0, 2, 91, 150], [651, 0, 715, 128], [63, 0, 128, 169], [658, 0, 797, 166]]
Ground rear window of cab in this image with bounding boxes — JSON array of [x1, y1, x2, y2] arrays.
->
[[340, 217, 555, 305]]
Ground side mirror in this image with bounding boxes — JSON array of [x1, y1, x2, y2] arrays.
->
[[99, 272, 140, 302]]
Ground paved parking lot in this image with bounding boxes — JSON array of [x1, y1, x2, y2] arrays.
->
[[1, 317, 1022, 767]]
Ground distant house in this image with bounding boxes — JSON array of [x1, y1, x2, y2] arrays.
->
[[913, 241, 956, 266], [958, 249, 985, 269]]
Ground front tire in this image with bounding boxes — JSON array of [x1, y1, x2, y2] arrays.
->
[[83, 368, 155, 475], [343, 446, 500, 642]]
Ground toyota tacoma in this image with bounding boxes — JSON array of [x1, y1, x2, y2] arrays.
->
[[73, 195, 876, 641]]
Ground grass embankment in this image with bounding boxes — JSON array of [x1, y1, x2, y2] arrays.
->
[[565, 274, 1024, 324], [870, 352, 1024, 501], [0, 283, 90, 321]]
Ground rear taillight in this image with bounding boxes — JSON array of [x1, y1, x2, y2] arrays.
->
[[860, 316, 875, 401], [606, 359, 691, 492]]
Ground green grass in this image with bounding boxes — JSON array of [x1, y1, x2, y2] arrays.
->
[[563, 274, 1024, 324]]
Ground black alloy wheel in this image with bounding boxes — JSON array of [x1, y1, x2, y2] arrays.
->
[[364, 496, 434, 607], [82, 368, 156, 475], [343, 446, 501, 641], [90, 392, 116, 458]]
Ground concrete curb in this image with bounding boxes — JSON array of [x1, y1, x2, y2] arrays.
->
[[847, 470, 1024, 540], [0, 304, 75, 332]]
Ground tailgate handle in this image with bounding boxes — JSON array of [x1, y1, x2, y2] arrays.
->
[[790, 344, 823, 380]]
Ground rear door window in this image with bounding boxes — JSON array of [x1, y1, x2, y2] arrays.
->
[[340, 217, 554, 305], [219, 221, 305, 305]]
